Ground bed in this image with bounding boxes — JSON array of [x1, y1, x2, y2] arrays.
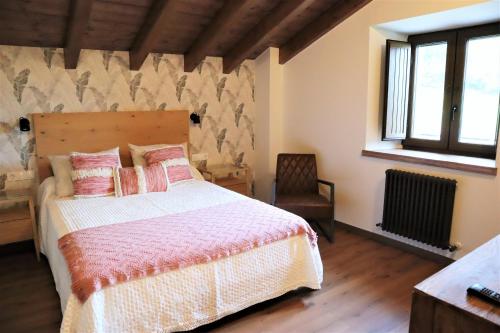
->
[[33, 111, 323, 333]]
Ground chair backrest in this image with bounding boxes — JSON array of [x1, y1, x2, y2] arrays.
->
[[276, 154, 319, 195]]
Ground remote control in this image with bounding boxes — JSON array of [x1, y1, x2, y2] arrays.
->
[[467, 283, 500, 306]]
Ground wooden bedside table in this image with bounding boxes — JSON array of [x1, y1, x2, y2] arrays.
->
[[0, 189, 40, 261], [201, 165, 251, 196]]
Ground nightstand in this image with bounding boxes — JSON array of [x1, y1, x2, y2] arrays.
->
[[0, 189, 40, 261], [201, 165, 251, 196]]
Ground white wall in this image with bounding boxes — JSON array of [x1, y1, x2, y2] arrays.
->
[[254, 48, 283, 202], [277, 0, 499, 258]]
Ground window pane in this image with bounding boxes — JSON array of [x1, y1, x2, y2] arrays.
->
[[411, 43, 448, 140], [459, 35, 500, 146]]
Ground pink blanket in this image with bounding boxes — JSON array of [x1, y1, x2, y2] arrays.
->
[[58, 199, 317, 303]]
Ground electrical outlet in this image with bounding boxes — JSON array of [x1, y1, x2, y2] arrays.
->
[[191, 153, 208, 161], [6, 170, 34, 182]]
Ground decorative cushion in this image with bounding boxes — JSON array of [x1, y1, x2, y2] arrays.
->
[[128, 143, 189, 167], [49, 148, 119, 198], [114, 165, 168, 197], [143, 145, 186, 165], [70, 149, 121, 198], [128, 142, 204, 181], [143, 146, 193, 185]]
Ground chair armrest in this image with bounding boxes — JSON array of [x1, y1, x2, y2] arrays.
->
[[318, 179, 334, 187], [318, 179, 335, 203]]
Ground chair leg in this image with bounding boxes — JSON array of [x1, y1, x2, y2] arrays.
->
[[329, 216, 335, 243], [315, 217, 335, 243], [329, 205, 335, 243]]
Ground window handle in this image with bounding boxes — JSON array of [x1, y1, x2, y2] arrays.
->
[[451, 105, 458, 121]]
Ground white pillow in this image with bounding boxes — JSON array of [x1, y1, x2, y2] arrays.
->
[[128, 143, 189, 167], [48, 147, 120, 198], [190, 165, 205, 181], [48, 155, 73, 197]]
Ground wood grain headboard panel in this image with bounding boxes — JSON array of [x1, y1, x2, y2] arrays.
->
[[33, 110, 189, 182]]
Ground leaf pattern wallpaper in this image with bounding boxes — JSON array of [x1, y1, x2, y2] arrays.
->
[[0, 46, 255, 190]]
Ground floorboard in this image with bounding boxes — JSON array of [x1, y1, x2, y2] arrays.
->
[[0, 228, 442, 333]]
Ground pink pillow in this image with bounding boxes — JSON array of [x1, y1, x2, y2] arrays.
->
[[143, 146, 186, 165], [114, 165, 168, 197], [143, 146, 193, 185], [70, 152, 121, 198]]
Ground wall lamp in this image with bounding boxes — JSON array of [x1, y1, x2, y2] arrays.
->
[[19, 117, 30, 132], [190, 112, 201, 124]]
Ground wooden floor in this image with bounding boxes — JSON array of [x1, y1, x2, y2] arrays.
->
[[0, 228, 443, 333]]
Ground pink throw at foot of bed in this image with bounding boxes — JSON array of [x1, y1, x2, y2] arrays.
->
[[58, 199, 317, 303]]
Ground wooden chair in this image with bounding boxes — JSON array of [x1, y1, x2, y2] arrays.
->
[[272, 153, 335, 242]]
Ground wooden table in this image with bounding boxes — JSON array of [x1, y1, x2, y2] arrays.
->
[[410, 235, 500, 332], [201, 164, 251, 196]]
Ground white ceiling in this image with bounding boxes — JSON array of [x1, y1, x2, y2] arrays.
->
[[377, 0, 500, 35]]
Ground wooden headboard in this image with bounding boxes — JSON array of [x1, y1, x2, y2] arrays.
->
[[33, 110, 189, 182]]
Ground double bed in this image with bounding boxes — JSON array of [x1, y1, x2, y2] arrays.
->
[[33, 111, 323, 332]]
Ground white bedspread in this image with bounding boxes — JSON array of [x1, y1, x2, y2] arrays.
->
[[38, 178, 323, 333]]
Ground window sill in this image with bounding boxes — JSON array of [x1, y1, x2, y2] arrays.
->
[[361, 148, 497, 176]]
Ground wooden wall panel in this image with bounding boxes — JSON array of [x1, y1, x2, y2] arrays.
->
[[33, 110, 189, 181]]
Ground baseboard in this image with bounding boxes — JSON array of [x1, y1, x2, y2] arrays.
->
[[336, 221, 454, 266]]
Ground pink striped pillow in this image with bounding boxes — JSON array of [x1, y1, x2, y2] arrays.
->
[[143, 146, 193, 185], [114, 165, 168, 197], [143, 146, 186, 165], [70, 150, 121, 198]]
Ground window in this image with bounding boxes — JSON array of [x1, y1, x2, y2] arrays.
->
[[382, 23, 500, 159]]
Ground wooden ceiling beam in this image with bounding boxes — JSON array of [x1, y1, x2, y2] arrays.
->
[[223, 0, 316, 74], [64, 0, 95, 69], [129, 0, 176, 70], [183, 0, 255, 73], [279, 0, 373, 64]]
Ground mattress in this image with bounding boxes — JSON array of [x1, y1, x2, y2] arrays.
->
[[38, 178, 323, 333]]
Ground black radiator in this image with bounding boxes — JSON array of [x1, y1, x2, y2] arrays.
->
[[380, 169, 457, 250]]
